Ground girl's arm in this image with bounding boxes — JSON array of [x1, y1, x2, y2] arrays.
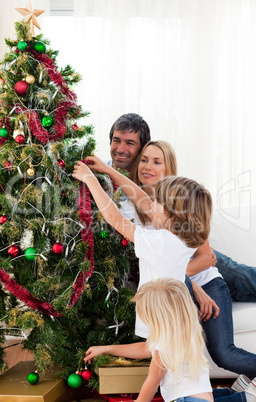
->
[[186, 240, 212, 276], [84, 341, 151, 364], [136, 350, 166, 402], [84, 156, 153, 219], [72, 161, 136, 242]]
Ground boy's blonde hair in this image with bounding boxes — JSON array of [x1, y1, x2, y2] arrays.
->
[[132, 278, 208, 381], [155, 176, 212, 248], [134, 141, 177, 225]]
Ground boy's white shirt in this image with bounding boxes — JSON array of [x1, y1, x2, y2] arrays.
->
[[134, 225, 195, 338]]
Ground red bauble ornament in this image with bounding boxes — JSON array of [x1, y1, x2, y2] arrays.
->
[[81, 369, 93, 381], [15, 134, 25, 144], [72, 124, 78, 130], [0, 215, 7, 224], [52, 242, 64, 254], [7, 245, 21, 258], [5, 161, 12, 170], [14, 81, 29, 96], [57, 159, 65, 168], [121, 238, 129, 247]]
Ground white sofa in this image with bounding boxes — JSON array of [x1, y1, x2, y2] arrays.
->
[[207, 205, 256, 378]]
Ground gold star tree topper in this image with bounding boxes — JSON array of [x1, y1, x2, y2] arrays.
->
[[15, 0, 45, 37]]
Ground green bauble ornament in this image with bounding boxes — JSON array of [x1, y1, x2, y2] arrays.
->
[[33, 41, 46, 53], [42, 116, 53, 127], [17, 41, 27, 51], [27, 372, 39, 385], [0, 127, 9, 138], [67, 373, 82, 389], [99, 230, 108, 239], [24, 247, 37, 261]]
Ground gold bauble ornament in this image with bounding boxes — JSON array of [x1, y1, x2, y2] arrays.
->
[[25, 75, 35, 85], [13, 128, 25, 139], [27, 166, 35, 176]]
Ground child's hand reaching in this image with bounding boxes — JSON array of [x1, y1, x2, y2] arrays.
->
[[72, 160, 93, 183], [84, 345, 109, 364], [84, 156, 110, 174]]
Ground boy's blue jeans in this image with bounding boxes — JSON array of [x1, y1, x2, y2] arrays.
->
[[215, 250, 256, 302]]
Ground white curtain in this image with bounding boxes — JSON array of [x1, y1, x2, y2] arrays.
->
[[2, 0, 256, 210]]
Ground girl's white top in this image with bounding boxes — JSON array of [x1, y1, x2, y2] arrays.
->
[[159, 358, 212, 401]]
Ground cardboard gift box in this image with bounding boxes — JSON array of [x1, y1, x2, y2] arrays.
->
[[98, 364, 149, 394], [0, 360, 67, 402]]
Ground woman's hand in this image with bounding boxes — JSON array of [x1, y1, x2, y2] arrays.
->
[[85, 156, 110, 174], [84, 345, 109, 364], [72, 160, 93, 183]]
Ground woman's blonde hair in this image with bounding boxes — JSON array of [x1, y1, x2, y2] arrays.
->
[[155, 176, 212, 248], [133, 141, 177, 225], [132, 277, 208, 381]]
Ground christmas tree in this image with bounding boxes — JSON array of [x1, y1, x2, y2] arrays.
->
[[0, 10, 137, 386]]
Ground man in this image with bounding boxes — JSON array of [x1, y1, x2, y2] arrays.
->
[[108, 113, 150, 176]]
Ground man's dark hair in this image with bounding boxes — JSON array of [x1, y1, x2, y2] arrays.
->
[[109, 113, 151, 152]]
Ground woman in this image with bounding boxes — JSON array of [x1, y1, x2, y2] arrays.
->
[[85, 140, 256, 379]]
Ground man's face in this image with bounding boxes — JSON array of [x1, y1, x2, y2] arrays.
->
[[110, 130, 141, 172]]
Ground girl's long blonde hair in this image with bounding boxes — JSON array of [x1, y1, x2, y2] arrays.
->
[[132, 278, 208, 381], [133, 141, 177, 225]]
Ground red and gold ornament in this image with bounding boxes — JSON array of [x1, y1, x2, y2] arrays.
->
[[5, 161, 12, 170], [14, 80, 29, 96], [15, 134, 25, 144], [81, 369, 93, 381], [7, 244, 21, 258], [57, 159, 65, 168], [52, 242, 64, 254], [0, 215, 8, 224], [121, 238, 129, 247], [25, 75, 35, 85], [72, 124, 78, 130]]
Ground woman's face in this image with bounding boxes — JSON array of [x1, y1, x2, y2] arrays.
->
[[138, 145, 167, 187]]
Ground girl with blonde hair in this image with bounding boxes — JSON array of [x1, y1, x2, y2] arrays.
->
[[85, 277, 213, 402]]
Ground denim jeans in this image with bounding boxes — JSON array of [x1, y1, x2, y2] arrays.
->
[[201, 277, 256, 379], [176, 397, 211, 402], [185, 275, 193, 297], [175, 393, 246, 402], [213, 388, 247, 402], [215, 250, 256, 302]]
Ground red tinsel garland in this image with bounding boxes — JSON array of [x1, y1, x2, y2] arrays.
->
[[0, 269, 61, 317], [9, 47, 78, 144], [28, 47, 77, 102], [69, 160, 95, 305], [15, 100, 74, 143]]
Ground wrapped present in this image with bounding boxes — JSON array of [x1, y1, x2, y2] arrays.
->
[[0, 360, 67, 402], [98, 363, 150, 394]]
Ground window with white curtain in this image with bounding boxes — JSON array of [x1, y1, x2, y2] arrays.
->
[[43, 0, 256, 216]]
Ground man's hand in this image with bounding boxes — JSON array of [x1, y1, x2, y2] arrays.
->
[[192, 280, 220, 322], [210, 247, 217, 267]]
